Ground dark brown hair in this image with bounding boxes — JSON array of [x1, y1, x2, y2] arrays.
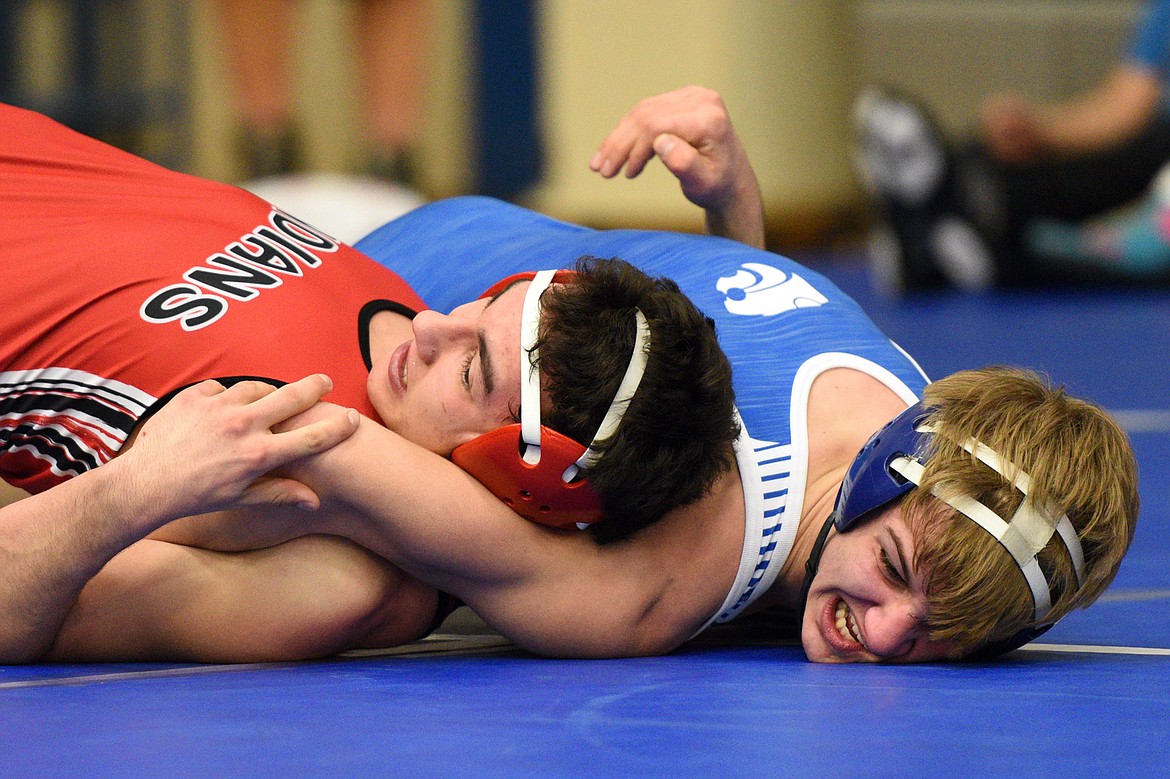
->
[[536, 256, 739, 543]]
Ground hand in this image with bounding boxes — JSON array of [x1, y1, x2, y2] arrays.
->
[[115, 375, 359, 521], [980, 92, 1047, 163], [591, 85, 765, 247]]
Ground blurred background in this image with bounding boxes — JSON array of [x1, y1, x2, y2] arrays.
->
[[0, 0, 1139, 249]]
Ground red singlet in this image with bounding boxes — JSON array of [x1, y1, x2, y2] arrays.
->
[[0, 103, 425, 493]]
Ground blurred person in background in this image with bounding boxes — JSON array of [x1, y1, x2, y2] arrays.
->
[[855, 0, 1170, 292], [213, 0, 429, 183]]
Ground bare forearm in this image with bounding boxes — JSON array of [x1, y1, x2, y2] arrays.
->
[[290, 420, 517, 590], [289, 420, 699, 658], [47, 536, 432, 664], [0, 462, 167, 661], [1041, 79, 1160, 153], [985, 66, 1162, 159], [0, 376, 356, 662]]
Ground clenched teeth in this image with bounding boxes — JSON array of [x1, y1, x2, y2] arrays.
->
[[835, 600, 862, 644]]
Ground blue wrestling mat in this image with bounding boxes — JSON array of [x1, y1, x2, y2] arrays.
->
[[4, 255, 1168, 777], [2, 640, 1166, 775]]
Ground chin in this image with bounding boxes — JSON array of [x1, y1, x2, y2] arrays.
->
[[800, 622, 829, 663], [801, 636, 856, 664], [365, 372, 395, 429]]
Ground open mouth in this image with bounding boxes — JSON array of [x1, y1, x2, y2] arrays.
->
[[388, 341, 410, 394]]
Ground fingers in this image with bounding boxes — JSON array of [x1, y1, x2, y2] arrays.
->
[[591, 86, 731, 182], [241, 475, 322, 512], [593, 117, 683, 179], [591, 124, 647, 178], [179, 374, 359, 468], [652, 133, 700, 180], [180, 378, 282, 412], [118, 373, 358, 522], [220, 381, 276, 403], [184, 378, 229, 398], [265, 405, 361, 467], [243, 374, 335, 428], [592, 93, 682, 179]]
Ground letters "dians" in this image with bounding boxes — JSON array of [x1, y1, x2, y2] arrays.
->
[[139, 210, 339, 331]]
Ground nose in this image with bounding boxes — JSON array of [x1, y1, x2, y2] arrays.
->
[[411, 309, 475, 364], [863, 600, 921, 659]]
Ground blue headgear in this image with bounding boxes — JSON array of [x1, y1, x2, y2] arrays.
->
[[800, 400, 1086, 658]]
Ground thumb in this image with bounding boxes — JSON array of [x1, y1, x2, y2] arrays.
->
[[653, 133, 700, 179], [241, 476, 322, 512]]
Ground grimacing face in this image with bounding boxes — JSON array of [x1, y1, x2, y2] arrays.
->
[[801, 505, 957, 663], [366, 281, 532, 457]]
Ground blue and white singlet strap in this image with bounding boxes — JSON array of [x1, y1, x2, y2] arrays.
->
[[690, 352, 929, 637], [690, 415, 800, 636]]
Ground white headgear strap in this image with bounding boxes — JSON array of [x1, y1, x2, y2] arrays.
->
[[889, 422, 1085, 623], [517, 270, 651, 481]]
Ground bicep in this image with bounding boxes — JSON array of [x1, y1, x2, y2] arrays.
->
[[47, 535, 430, 663]]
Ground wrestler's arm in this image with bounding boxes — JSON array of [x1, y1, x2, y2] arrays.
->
[[0, 375, 358, 663], [981, 63, 1163, 162], [591, 85, 766, 249], [46, 534, 436, 663], [279, 415, 701, 658]]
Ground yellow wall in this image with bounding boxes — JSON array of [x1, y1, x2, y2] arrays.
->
[[532, 1, 856, 231], [184, 0, 856, 230], [21, 1, 1132, 236], [187, 0, 473, 194]]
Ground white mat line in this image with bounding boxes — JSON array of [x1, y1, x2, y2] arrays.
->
[[1109, 409, 1170, 433], [1097, 588, 1170, 604], [0, 662, 291, 690], [341, 634, 513, 658], [0, 635, 516, 690], [1020, 643, 1170, 656]]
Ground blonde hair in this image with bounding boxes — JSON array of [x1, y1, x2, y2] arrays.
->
[[902, 367, 1138, 655]]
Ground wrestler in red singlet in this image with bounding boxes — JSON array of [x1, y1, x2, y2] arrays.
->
[[0, 103, 424, 493]]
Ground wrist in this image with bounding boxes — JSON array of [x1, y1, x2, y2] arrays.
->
[[90, 453, 180, 534], [705, 168, 765, 248]]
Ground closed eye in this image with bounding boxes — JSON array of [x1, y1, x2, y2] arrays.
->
[[880, 547, 907, 588], [461, 351, 475, 390]]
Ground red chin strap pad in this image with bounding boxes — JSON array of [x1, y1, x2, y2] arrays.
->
[[452, 424, 604, 529]]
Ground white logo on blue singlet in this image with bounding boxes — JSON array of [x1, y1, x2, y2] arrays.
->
[[716, 262, 828, 316]]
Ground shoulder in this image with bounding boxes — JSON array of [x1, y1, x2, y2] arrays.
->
[[806, 367, 913, 476], [613, 466, 748, 652]]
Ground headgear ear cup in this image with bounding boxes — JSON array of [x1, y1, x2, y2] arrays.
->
[[452, 426, 601, 527], [452, 270, 597, 528], [451, 269, 652, 530]]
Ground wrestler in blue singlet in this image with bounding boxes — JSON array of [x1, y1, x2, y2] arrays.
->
[[357, 196, 929, 629]]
